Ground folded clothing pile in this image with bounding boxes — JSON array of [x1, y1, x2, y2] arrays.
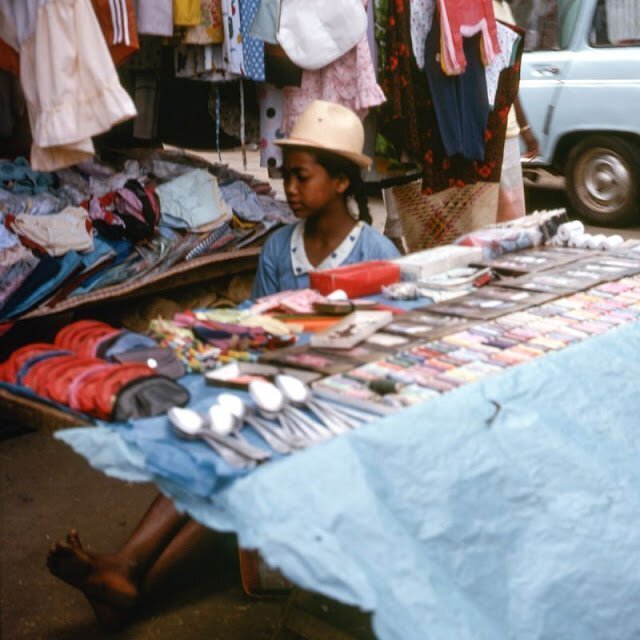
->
[[0, 320, 189, 421]]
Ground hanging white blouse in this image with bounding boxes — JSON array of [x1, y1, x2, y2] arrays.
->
[[410, 0, 436, 70], [0, 0, 137, 171]]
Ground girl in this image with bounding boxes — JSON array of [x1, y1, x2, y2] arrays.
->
[[251, 100, 400, 298]]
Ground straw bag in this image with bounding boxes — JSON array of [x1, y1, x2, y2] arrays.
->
[[389, 181, 499, 252]]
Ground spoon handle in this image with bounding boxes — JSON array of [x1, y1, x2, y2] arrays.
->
[[245, 416, 295, 454], [199, 434, 258, 468], [203, 430, 271, 462], [314, 399, 376, 423], [285, 407, 333, 442], [300, 401, 352, 434]]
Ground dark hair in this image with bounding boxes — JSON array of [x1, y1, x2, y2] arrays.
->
[[289, 147, 372, 224]]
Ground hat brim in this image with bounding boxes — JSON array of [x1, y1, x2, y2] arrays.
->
[[275, 138, 372, 169]]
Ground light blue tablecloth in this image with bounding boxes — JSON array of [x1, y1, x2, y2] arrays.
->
[[57, 321, 640, 640]]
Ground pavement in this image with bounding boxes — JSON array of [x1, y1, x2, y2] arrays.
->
[[2, 150, 639, 640]]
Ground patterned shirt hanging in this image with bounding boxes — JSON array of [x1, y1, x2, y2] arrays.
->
[[239, 0, 265, 81]]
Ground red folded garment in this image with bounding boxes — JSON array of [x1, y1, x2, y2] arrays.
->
[[22, 354, 78, 396], [93, 363, 155, 419], [2, 343, 59, 384], [45, 357, 103, 404], [55, 320, 113, 351], [73, 326, 121, 358], [68, 364, 114, 413]]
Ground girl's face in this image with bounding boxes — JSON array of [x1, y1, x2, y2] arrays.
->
[[282, 150, 348, 219]]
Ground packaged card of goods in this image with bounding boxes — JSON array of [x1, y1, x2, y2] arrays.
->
[[380, 313, 466, 340], [495, 272, 594, 295], [205, 362, 321, 389], [310, 261, 400, 297], [259, 345, 357, 375], [364, 332, 415, 351], [425, 293, 529, 320], [572, 256, 640, 279], [310, 311, 393, 349], [312, 373, 437, 415], [393, 245, 483, 281], [479, 248, 582, 274]]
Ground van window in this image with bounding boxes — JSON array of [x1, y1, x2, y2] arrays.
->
[[511, 0, 582, 51], [590, 0, 640, 47]]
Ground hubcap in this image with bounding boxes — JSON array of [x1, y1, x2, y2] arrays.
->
[[575, 148, 631, 215]]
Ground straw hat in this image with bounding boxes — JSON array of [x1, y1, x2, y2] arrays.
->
[[275, 100, 371, 168]]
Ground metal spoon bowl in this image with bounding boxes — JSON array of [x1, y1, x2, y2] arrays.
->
[[218, 392, 296, 454], [249, 380, 325, 445], [168, 407, 256, 468]]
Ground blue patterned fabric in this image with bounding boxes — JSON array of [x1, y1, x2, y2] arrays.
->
[[239, 0, 265, 81]]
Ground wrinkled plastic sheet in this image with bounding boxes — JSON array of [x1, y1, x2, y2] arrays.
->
[[57, 321, 640, 640]]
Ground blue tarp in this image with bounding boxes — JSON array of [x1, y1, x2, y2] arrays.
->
[[57, 321, 640, 640]]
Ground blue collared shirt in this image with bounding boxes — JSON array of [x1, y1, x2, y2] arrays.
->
[[251, 221, 400, 299]]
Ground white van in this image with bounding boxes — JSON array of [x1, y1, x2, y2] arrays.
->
[[517, 0, 640, 226]]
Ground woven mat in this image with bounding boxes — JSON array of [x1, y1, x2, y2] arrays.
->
[[390, 181, 499, 252]]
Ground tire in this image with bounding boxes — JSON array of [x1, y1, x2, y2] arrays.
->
[[565, 135, 640, 227]]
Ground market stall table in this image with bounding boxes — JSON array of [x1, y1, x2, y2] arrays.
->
[[55, 319, 640, 640]]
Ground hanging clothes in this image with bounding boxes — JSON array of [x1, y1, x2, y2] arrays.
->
[[0, 0, 137, 172], [239, 0, 265, 81], [380, 0, 523, 195], [91, 0, 139, 65], [410, 0, 436, 69], [437, 0, 500, 75], [133, 0, 173, 36], [258, 83, 285, 170], [423, 15, 489, 162], [282, 0, 385, 135], [248, 0, 278, 44], [0, 37, 19, 75], [379, 0, 428, 162], [182, 0, 224, 44], [173, 0, 201, 26], [485, 22, 519, 108], [220, 0, 243, 75], [421, 32, 523, 195]]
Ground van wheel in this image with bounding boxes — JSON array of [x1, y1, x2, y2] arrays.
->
[[565, 136, 640, 227]]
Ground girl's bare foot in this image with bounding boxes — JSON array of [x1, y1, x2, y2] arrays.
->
[[46, 529, 140, 629]]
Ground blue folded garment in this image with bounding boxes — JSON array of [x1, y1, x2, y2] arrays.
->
[[0, 251, 83, 319]]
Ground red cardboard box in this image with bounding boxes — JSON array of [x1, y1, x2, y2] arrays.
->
[[310, 260, 401, 297]]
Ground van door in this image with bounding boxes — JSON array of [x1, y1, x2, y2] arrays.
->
[[549, 0, 640, 142], [518, 0, 585, 163]]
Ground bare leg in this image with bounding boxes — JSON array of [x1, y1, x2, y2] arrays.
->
[[142, 518, 220, 595], [47, 494, 192, 628]]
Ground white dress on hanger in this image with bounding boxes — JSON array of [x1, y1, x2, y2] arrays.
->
[[0, 0, 137, 171]]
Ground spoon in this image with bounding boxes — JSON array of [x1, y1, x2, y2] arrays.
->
[[249, 380, 326, 445], [206, 404, 272, 462], [277, 374, 377, 425], [275, 375, 363, 434], [168, 407, 256, 468], [217, 392, 295, 454]]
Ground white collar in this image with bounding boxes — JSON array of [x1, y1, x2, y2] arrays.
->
[[290, 220, 364, 276]]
